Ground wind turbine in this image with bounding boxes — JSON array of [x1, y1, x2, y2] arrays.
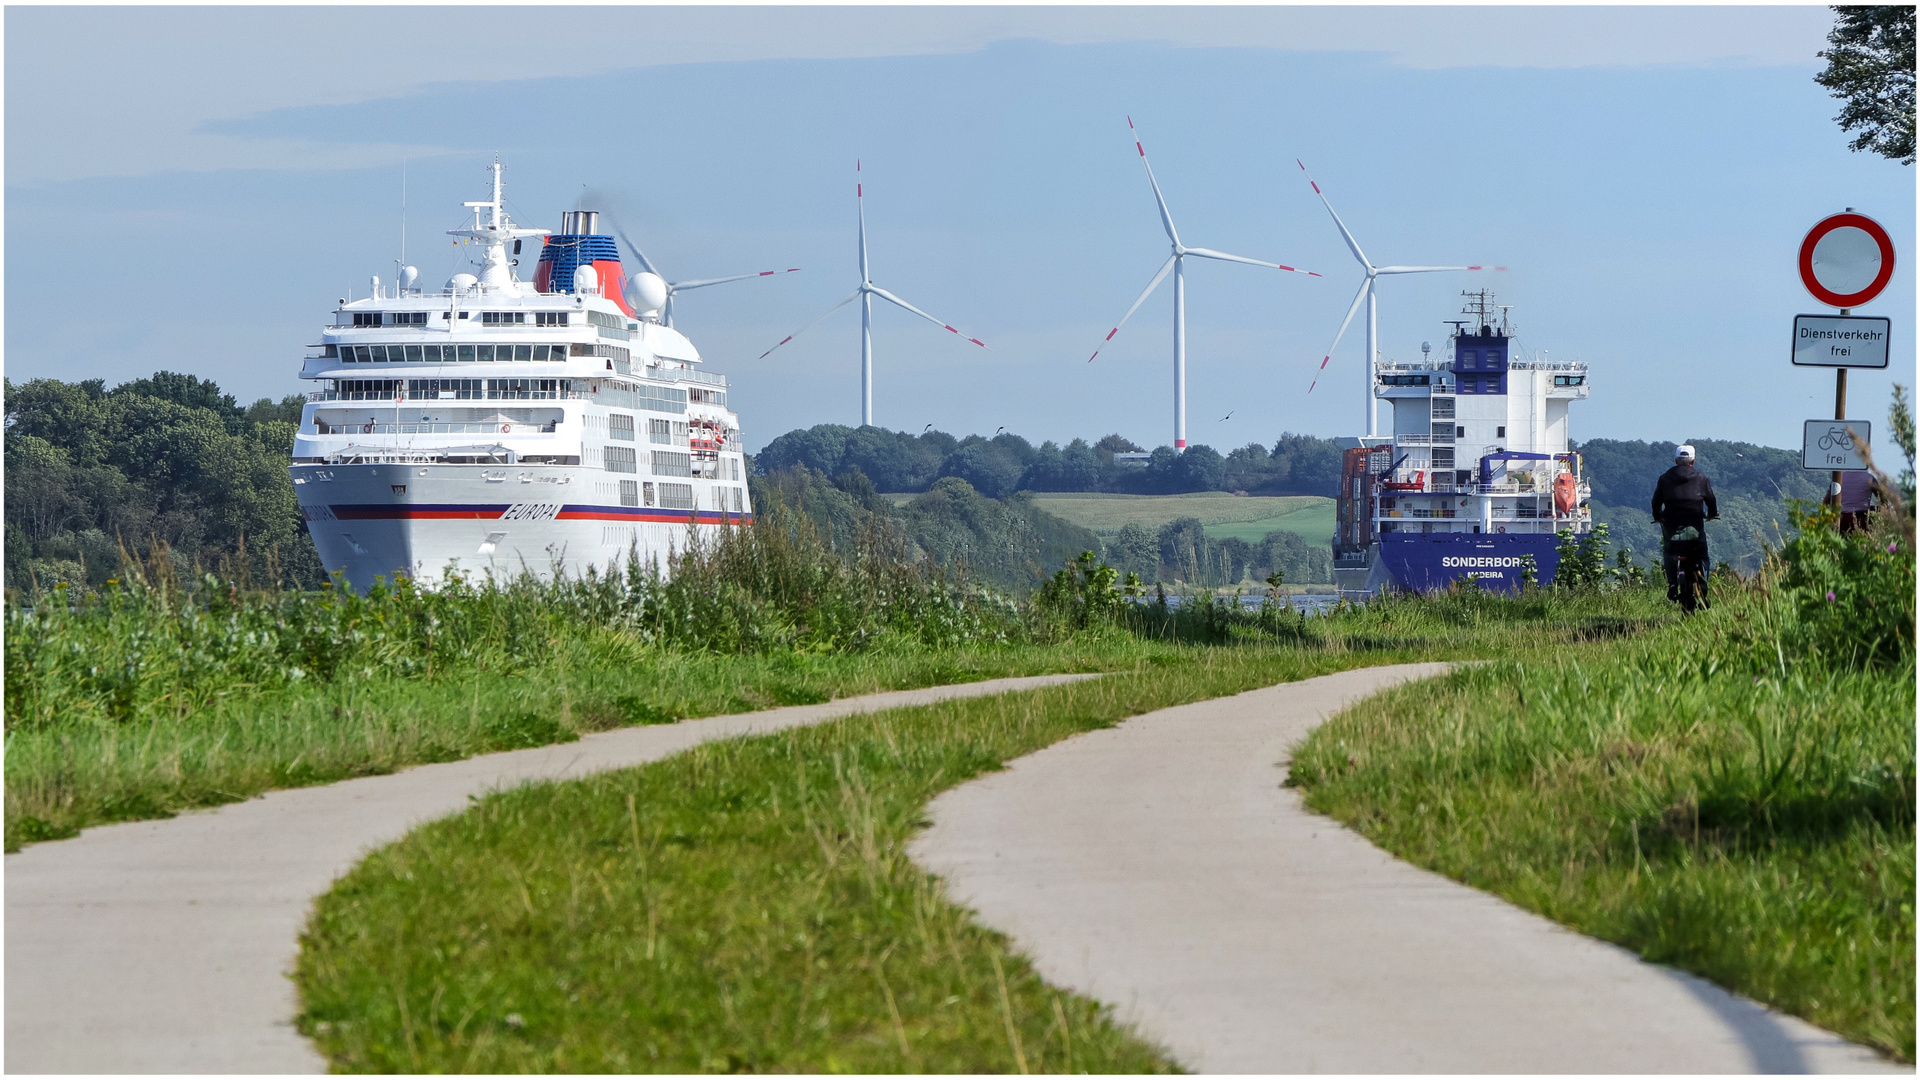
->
[[611, 226, 799, 329], [759, 161, 988, 428], [1297, 159, 1498, 436], [1089, 117, 1318, 450]]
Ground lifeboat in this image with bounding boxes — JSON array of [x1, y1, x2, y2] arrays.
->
[[1553, 471, 1578, 515]]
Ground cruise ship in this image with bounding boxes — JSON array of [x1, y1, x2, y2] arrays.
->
[[291, 163, 751, 591], [1333, 291, 1593, 595]]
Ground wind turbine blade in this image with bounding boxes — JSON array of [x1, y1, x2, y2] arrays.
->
[[672, 268, 802, 291], [612, 226, 661, 277], [1182, 247, 1320, 276], [1307, 279, 1373, 394], [867, 284, 990, 348], [1375, 265, 1477, 275], [756, 288, 862, 359], [1128, 117, 1180, 247], [857, 160, 870, 284], [1088, 254, 1176, 362], [1296, 160, 1372, 273]]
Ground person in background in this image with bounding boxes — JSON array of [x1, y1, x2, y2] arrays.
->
[[1651, 444, 1718, 613], [1833, 470, 1875, 534]]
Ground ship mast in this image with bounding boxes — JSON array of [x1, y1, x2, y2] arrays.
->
[[446, 158, 548, 292]]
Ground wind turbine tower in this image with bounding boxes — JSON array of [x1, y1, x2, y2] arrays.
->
[[1089, 118, 1318, 450], [1297, 160, 1499, 436], [760, 162, 988, 427]]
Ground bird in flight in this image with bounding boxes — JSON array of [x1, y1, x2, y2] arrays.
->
[[922, 423, 933, 434], [995, 426, 1006, 436], [1220, 411, 1234, 422]]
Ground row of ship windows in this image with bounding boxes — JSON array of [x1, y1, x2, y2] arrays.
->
[[604, 449, 743, 480], [324, 343, 633, 363], [1382, 374, 1583, 389], [609, 481, 747, 513], [599, 416, 692, 444], [348, 311, 571, 327], [319, 378, 690, 412], [334, 377, 570, 398], [1424, 424, 1509, 440]]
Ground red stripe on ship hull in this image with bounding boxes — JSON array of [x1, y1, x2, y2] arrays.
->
[[322, 505, 753, 525], [328, 505, 508, 520]]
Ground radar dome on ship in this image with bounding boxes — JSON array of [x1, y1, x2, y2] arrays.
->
[[447, 273, 478, 293], [574, 264, 599, 294], [626, 272, 668, 316], [400, 265, 419, 291]]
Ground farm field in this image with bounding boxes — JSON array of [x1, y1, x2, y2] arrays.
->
[[1020, 492, 1336, 543]]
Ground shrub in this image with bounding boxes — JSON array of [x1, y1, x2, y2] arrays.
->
[[1770, 503, 1915, 670]]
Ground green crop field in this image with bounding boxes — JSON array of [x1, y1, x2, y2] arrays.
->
[[1022, 492, 1336, 543]]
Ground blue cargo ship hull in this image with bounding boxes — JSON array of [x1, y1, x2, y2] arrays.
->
[[1376, 532, 1564, 593]]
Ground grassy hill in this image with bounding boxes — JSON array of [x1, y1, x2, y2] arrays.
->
[[1023, 492, 1336, 544]]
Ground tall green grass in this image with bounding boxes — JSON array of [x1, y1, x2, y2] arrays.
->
[[8, 487, 1685, 853], [2, 503, 1115, 851], [1292, 508, 1916, 1059], [5, 506, 1021, 734]]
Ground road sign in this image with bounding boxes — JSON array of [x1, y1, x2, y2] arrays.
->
[[1792, 314, 1891, 368], [1803, 419, 1872, 470], [1798, 213, 1896, 308]]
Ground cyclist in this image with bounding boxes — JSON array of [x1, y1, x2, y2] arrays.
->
[[1651, 444, 1718, 613]]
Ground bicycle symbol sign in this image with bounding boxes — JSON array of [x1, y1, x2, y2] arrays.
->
[[1802, 419, 1872, 471]]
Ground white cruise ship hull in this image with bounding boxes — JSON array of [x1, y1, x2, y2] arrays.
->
[[294, 462, 746, 592]]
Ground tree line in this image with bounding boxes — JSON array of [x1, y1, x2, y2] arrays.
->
[[11, 369, 1902, 595], [6, 373, 321, 593], [753, 424, 1346, 498]]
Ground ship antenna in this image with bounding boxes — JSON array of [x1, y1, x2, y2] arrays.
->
[[395, 158, 407, 297]]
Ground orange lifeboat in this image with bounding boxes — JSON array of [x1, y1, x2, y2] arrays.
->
[[1553, 471, 1578, 515]]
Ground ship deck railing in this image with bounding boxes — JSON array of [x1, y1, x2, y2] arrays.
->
[[309, 389, 583, 403], [647, 365, 728, 387], [313, 421, 558, 436]]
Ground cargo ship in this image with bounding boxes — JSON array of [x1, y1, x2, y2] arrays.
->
[[1333, 291, 1592, 595], [290, 162, 750, 591]]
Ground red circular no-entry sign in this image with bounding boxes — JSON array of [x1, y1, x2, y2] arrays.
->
[[1799, 212, 1896, 308]]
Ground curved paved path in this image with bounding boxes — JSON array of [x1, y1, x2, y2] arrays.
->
[[910, 663, 1900, 1074], [5, 673, 1098, 1074]]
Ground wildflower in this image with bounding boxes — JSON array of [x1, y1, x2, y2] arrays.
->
[[1890, 541, 1899, 554], [505, 1013, 525, 1029], [1826, 591, 1836, 602]]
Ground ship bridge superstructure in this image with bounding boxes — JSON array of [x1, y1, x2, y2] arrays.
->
[[1334, 291, 1594, 594]]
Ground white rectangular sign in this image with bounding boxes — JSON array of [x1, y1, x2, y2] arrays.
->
[[1792, 314, 1891, 368], [1803, 419, 1872, 470]]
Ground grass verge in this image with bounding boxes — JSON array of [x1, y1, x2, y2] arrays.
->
[[1292, 594, 1915, 1060], [294, 645, 1419, 1071], [4, 637, 1160, 852]]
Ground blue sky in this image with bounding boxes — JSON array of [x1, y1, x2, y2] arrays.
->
[[7, 6, 1913, 456]]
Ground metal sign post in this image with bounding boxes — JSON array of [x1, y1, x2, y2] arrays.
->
[[1797, 210, 1897, 496]]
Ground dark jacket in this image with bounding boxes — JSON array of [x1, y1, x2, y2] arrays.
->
[[1651, 464, 1717, 529]]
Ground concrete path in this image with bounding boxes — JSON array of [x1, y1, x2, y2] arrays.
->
[[910, 663, 1902, 1074], [5, 673, 1098, 1074]]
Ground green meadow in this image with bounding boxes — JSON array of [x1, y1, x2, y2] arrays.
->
[[1025, 491, 1336, 543]]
